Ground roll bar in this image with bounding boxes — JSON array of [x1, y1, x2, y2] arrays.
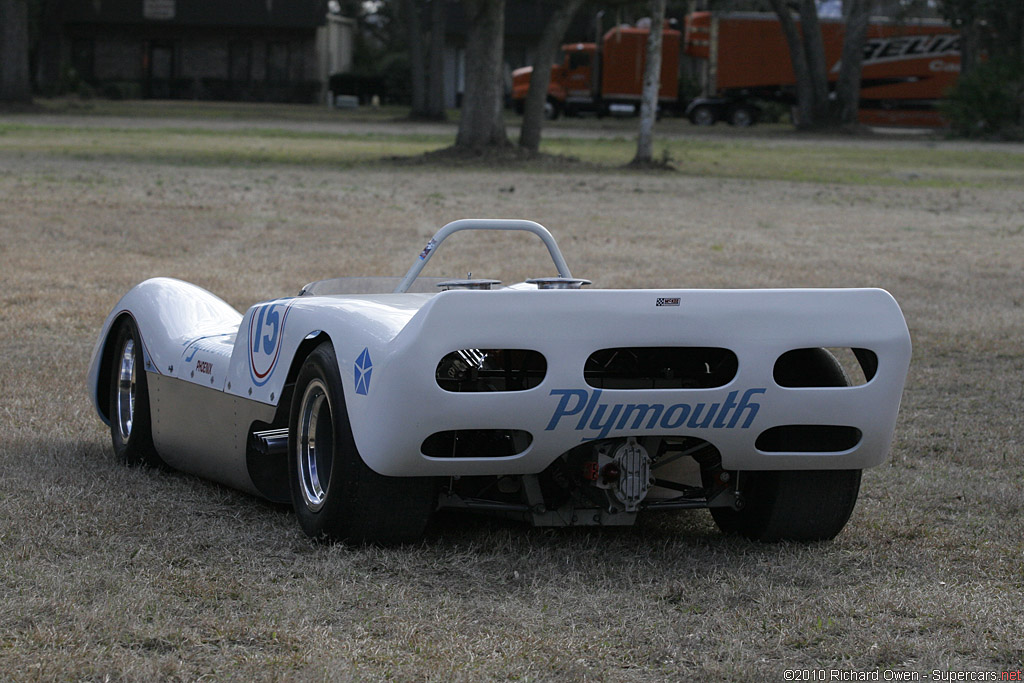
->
[[394, 219, 573, 293]]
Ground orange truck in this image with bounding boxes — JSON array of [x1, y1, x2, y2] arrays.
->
[[683, 11, 961, 127], [511, 24, 681, 119]]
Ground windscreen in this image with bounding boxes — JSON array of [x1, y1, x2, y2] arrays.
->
[[298, 277, 450, 296]]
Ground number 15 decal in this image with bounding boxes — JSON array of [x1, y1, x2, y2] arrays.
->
[[249, 299, 294, 386]]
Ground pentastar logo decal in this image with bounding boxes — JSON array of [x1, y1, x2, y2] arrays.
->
[[354, 348, 373, 395]]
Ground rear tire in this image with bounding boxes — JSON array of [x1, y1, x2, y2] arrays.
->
[[710, 469, 862, 542], [108, 318, 164, 467], [690, 104, 716, 126], [728, 104, 756, 127], [288, 342, 437, 544], [709, 349, 862, 542]]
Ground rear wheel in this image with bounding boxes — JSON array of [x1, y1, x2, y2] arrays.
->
[[690, 104, 716, 126], [728, 104, 756, 127], [710, 469, 862, 542], [288, 342, 437, 544], [108, 318, 164, 467], [709, 349, 861, 542]]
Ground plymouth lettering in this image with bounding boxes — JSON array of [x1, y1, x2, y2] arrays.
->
[[545, 388, 766, 439]]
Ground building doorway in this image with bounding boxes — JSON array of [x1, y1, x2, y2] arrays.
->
[[147, 43, 174, 98]]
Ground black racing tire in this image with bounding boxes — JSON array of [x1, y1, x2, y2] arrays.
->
[[709, 348, 862, 542], [288, 342, 437, 545], [108, 318, 164, 467], [710, 469, 862, 542]]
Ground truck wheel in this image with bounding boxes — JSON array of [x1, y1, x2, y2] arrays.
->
[[289, 342, 437, 545], [690, 104, 716, 126], [544, 97, 561, 120], [709, 348, 861, 542], [108, 318, 165, 467], [728, 105, 756, 127]]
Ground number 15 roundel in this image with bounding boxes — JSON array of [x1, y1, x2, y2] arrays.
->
[[248, 299, 294, 386]]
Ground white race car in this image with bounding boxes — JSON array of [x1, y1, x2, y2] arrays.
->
[[87, 219, 912, 544]]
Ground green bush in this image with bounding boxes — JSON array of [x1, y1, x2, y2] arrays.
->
[[942, 59, 1024, 140]]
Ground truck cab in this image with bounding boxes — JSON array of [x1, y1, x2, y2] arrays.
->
[[511, 25, 680, 118], [512, 43, 596, 119]]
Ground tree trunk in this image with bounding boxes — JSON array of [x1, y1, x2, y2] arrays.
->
[[769, 0, 850, 128], [455, 0, 509, 150], [768, 0, 815, 127], [1015, 9, 1024, 129], [958, 19, 978, 76], [519, 0, 585, 152], [1019, 8, 1024, 61], [631, 0, 667, 165], [402, 0, 427, 117], [31, 0, 62, 95], [425, 0, 446, 120], [835, 0, 871, 125], [798, 0, 830, 122], [0, 0, 32, 104]]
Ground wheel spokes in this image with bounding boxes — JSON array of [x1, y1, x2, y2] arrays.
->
[[116, 338, 136, 442], [298, 381, 333, 512]]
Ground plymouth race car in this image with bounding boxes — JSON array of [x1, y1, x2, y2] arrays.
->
[[87, 219, 912, 545]]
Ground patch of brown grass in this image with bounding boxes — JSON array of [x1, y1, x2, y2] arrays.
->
[[1, 128, 1023, 679], [411, 142, 589, 169]]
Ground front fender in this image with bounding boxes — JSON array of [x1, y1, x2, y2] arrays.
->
[[86, 278, 242, 423]]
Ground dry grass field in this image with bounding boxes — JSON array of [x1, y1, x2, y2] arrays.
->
[[1, 106, 1023, 680]]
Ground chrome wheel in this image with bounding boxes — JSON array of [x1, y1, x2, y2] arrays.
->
[[288, 342, 437, 543], [108, 319, 161, 467], [116, 338, 136, 443], [297, 378, 333, 512]]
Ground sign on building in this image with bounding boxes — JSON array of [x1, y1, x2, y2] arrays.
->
[[143, 0, 175, 20]]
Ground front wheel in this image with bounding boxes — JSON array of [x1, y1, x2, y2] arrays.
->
[[288, 342, 437, 544], [108, 318, 164, 467], [544, 96, 562, 120]]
